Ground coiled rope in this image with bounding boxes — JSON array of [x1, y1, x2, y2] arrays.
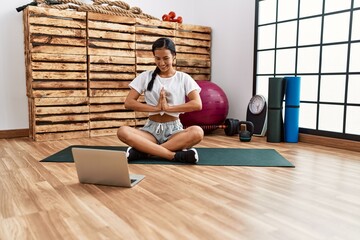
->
[[36, 0, 158, 19]]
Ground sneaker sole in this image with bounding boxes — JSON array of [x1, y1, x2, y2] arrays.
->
[[126, 147, 132, 160]]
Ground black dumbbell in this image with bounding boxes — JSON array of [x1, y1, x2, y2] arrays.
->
[[184, 118, 240, 136]]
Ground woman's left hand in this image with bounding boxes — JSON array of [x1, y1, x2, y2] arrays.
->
[[160, 87, 169, 111]]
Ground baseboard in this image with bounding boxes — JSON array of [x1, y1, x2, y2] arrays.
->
[[0, 129, 29, 139], [299, 133, 360, 153], [0, 129, 358, 152]]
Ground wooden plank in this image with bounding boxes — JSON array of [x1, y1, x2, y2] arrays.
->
[[32, 81, 87, 89], [136, 65, 156, 72], [135, 43, 153, 51], [88, 12, 135, 24], [89, 65, 135, 72], [90, 120, 135, 129], [176, 67, 211, 74], [28, 6, 86, 20], [177, 53, 211, 61], [175, 37, 211, 47], [90, 104, 126, 113], [32, 62, 87, 71], [135, 50, 153, 58], [136, 18, 176, 29], [89, 97, 126, 104], [88, 40, 135, 49], [90, 128, 118, 137], [28, 98, 35, 139], [88, 29, 135, 41], [34, 97, 88, 106], [24, 9, 33, 98], [31, 45, 86, 55], [135, 26, 175, 37], [176, 59, 211, 68], [177, 24, 211, 33], [35, 123, 89, 133], [176, 30, 211, 41], [36, 114, 89, 123], [89, 73, 135, 80], [29, 16, 86, 29], [89, 56, 135, 65], [35, 106, 89, 115], [30, 26, 86, 38], [32, 90, 87, 98], [136, 58, 154, 65], [135, 112, 148, 118], [32, 72, 87, 80], [34, 130, 89, 141], [88, 48, 135, 57], [89, 81, 130, 89], [177, 45, 210, 55], [135, 34, 165, 43], [31, 53, 87, 62], [90, 112, 136, 120], [90, 89, 129, 97], [88, 20, 135, 33], [30, 36, 86, 47]]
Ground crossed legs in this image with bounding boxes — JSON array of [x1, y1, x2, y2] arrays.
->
[[117, 125, 204, 160]]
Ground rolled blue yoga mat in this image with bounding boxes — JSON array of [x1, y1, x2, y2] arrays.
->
[[267, 77, 286, 143], [284, 76, 301, 143]]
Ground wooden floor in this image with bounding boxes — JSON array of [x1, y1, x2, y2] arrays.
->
[[0, 130, 360, 240]]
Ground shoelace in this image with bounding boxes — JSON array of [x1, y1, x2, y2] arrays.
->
[[155, 123, 164, 135]]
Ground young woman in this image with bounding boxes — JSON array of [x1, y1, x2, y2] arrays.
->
[[117, 37, 204, 163]]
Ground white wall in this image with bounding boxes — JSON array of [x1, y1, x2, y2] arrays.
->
[[0, 0, 255, 131], [0, 1, 29, 130]]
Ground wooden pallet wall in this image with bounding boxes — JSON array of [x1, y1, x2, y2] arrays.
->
[[23, 7, 88, 98], [28, 97, 89, 141], [23, 6, 211, 141], [23, 7, 89, 141], [87, 12, 139, 137], [175, 24, 212, 81]]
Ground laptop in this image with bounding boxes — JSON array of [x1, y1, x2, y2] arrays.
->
[[71, 147, 145, 187]]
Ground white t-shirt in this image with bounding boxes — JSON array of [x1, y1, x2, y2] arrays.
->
[[129, 70, 201, 118]]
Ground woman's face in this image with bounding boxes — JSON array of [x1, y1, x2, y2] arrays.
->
[[154, 48, 175, 74]]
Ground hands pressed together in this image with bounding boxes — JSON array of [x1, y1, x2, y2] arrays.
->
[[157, 87, 169, 111]]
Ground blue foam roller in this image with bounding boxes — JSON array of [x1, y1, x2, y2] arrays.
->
[[284, 76, 301, 143], [284, 108, 300, 142]]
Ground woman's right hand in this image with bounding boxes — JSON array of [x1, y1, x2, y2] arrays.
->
[[157, 87, 168, 111]]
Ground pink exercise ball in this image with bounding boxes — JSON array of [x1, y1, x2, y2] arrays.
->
[[180, 80, 229, 132]]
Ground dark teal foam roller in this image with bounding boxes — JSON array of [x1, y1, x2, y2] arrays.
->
[[268, 77, 286, 108], [267, 77, 285, 142], [267, 109, 284, 142], [284, 76, 301, 143]]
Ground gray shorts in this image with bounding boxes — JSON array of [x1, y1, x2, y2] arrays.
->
[[141, 119, 183, 144]]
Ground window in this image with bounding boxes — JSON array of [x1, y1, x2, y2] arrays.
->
[[255, 0, 360, 141]]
